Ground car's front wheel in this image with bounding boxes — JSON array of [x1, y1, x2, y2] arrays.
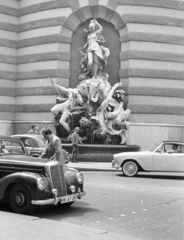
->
[[9, 184, 35, 214], [122, 161, 139, 177]]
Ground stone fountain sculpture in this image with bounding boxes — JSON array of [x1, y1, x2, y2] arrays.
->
[[51, 19, 131, 144]]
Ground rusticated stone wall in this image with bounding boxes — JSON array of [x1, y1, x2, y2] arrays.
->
[[0, 0, 17, 122], [0, 0, 184, 150]]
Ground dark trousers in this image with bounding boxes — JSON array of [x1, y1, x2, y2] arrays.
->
[[72, 144, 79, 162]]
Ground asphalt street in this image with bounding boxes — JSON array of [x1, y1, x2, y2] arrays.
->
[[1, 170, 184, 240]]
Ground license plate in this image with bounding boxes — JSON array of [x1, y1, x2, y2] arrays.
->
[[60, 194, 77, 204]]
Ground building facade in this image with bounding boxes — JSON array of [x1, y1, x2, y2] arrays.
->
[[0, 0, 184, 150]]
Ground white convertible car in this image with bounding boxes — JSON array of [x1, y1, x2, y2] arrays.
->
[[112, 141, 184, 177]]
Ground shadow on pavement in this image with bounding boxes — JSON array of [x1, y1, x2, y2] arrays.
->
[[0, 200, 99, 220], [116, 173, 184, 180], [32, 200, 98, 220], [0, 204, 11, 213]]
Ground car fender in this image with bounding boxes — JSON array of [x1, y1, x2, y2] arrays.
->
[[120, 159, 145, 171], [0, 172, 48, 201], [114, 151, 153, 170], [114, 153, 137, 166]]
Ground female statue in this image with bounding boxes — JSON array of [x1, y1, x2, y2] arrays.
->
[[79, 19, 110, 80]]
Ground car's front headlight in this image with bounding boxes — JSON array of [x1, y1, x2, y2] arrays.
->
[[70, 185, 76, 193], [37, 178, 47, 190], [77, 173, 84, 184]]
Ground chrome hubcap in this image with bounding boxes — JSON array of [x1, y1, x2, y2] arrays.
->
[[125, 163, 136, 175], [15, 193, 26, 207]]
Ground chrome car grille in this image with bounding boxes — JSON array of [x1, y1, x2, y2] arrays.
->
[[50, 165, 67, 197]]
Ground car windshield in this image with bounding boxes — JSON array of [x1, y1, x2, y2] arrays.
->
[[153, 143, 164, 152], [0, 139, 26, 155]]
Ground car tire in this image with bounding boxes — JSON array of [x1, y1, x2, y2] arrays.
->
[[31, 155, 40, 158], [9, 184, 35, 214], [122, 161, 139, 177]]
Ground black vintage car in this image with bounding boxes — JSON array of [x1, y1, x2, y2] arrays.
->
[[12, 134, 71, 163], [0, 135, 86, 214]]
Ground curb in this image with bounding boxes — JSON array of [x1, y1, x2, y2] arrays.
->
[[71, 167, 120, 172], [66, 163, 121, 172]]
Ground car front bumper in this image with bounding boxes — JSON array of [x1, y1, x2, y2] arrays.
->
[[31, 188, 86, 206], [112, 160, 120, 169]]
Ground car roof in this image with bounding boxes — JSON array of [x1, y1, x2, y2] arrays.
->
[[0, 135, 21, 141], [162, 140, 184, 145], [12, 134, 44, 139]]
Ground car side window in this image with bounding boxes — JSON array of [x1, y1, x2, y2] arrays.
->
[[179, 145, 184, 153], [165, 144, 172, 153], [165, 144, 181, 153], [22, 138, 31, 147], [177, 145, 181, 153], [0, 141, 9, 153]]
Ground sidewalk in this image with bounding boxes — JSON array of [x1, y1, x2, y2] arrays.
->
[[66, 161, 120, 172], [0, 211, 141, 240]]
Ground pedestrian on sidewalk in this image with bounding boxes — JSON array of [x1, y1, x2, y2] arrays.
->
[[40, 128, 65, 165], [28, 124, 39, 134], [71, 127, 83, 163]]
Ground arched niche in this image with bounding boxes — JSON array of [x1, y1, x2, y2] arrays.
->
[[70, 18, 121, 88]]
